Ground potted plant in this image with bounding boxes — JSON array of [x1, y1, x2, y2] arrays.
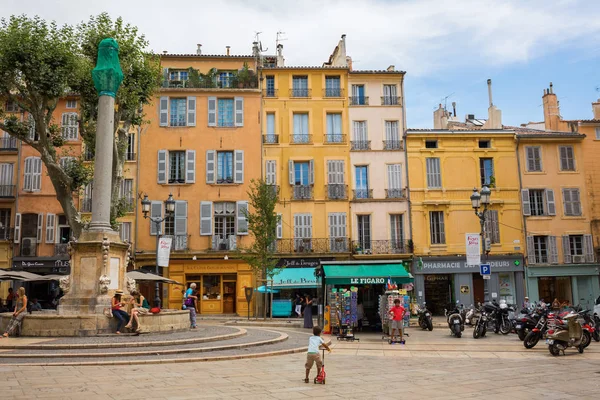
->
[[237, 63, 250, 88]]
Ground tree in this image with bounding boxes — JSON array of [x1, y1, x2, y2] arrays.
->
[[0, 14, 161, 239], [238, 179, 280, 319]]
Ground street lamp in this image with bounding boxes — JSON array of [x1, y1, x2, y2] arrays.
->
[[141, 193, 175, 307], [471, 185, 491, 302]]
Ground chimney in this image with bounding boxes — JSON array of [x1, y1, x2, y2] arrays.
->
[[452, 101, 457, 117], [433, 104, 449, 129], [346, 56, 353, 71], [542, 82, 560, 130], [226, 46, 230, 56], [276, 44, 285, 67], [487, 79, 493, 107], [196, 44, 202, 55], [592, 99, 600, 120], [252, 41, 260, 58], [483, 79, 502, 129], [162, 50, 168, 55], [387, 65, 395, 72]]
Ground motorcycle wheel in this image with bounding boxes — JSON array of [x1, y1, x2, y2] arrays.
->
[[517, 329, 527, 341], [593, 330, 600, 342], [578, 345, 584, 354], [427, 319, 433, 331], [454, 324, 462, 338], [481, 326, 487, 337], [524, 331, 540, 349], [500, 319, 511, 335], [473, 325, 481, 339], [419, 319, 427, 330], [582, 331, 591, 349], [549, 343, 561, 357]]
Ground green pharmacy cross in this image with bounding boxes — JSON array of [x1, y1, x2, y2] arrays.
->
[[92, 38, 124, 98], [514, 260, 520, 266]]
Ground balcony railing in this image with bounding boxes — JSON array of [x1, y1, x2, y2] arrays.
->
[[211, 235, 237, 251], [323, 88, 345, 98], [292, 185, 313, 200], [353, 189, 373, 200], [271, 238, 350, 254], [81, 198, 92, 213], [290, 88, 311, 98], [120, 197, 135, 211], [291, 134, 313, 144], [267, 184, 279, 198], [326, 184, 348, 200], [0, 228, 13, 241], [262, 89, 278, 98], [351, 140, 371, 151], [0, 137, 18, 151], [381, 96, 401, 106], [385, 188, 407, 199], [15, 240, 38, 257], [162, 76, 259, 89], [164, 235, 188, 251], [55, 243, 69, 257], [324, 134, 346, 144], [352, 240, 411, 255], [126, 152, 136, 161], [0, 185, 16, 198], [263, 134, 279, 144], [83, 151, 94, 161], [349, 96, 369, 106], [383, 140, 403, 150]]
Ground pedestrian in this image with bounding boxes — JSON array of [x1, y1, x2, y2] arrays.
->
[[185, 283, 198, 329], [523, 296, 531, 310], [2, 287, 27, 338], [388, 298, 405, 343], [30, 298, 42, 311], [6, 287, 15, 311], [111, 290, 130, 334], [304, 326, 331, 383], [294, 294, 303, 318], [303, 295, 313, 329]]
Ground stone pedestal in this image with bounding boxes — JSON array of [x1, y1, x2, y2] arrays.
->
[[58, 230, 130, 315]]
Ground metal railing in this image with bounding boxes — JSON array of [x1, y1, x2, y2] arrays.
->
[[0, 185, 15, 198], [0, 228, 13, 241], [121, 197, 135, 211], [290, 88, 311, 98], [211, 235, 237, 251], [164, 235, 188, 251], [0, 137, 18, 150], [163, 76, 259, 89], [353, 189, 373, 200], [83, 151, 94, 161], [271, 238, 351, 254], [262, 89, 278, 98], [81, 198, 92, 213], [381, 96, 401, 106], [55, 243, 69, 257], [352, 240, 411, 255], [324, 134, 346, 144], [383, 140, 403, 150], [292, 185, 313, 200], [323, 88, 345, 98], [349, 96, 369, 106], [263, 134, 279, 144], [15, 241, 37, 257], [126, 152, 136, 161], [267, 184, 279, 198], [291, 134, 313, 144], [385, 188, 407, 199], [351, 140, 371, 151], [326, 184, 348, 200]]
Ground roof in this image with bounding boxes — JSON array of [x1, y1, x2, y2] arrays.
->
[[406, 129, 514, 134], [350, 69, 406, 75], [509, 126, 586, 138], [259, 66, 349, 70], [160, 54, 256, 59], [579, 119, 600, 124]]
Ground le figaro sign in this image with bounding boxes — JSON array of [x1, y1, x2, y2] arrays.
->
[[349, 277, 386, 284]]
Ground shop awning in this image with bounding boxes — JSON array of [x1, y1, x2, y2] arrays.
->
[[127, 270, 183, 285], [322, 263, 413, 285], [269, 268, 318, 289], [256, 286, 280, 293]]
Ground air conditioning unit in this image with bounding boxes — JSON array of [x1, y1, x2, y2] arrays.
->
[[572, 255, 586, 264], [21, 237, 37, 257]]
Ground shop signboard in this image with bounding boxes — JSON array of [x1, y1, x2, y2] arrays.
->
[[157, 237, 172, 267], [414, 256, 524, 274], [465, 233, 480, 266], [276, 258, 334, 268]]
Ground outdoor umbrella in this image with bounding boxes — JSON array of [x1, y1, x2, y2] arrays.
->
[[126, 270, 183, 285]]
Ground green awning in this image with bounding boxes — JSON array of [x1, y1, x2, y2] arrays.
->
[[323, 264, 413, 285], [269, 268, 318, 289]]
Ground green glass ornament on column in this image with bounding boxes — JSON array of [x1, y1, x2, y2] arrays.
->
[[92, 38, 124, 98]]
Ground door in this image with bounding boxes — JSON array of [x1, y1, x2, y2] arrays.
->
[[577, 277, 594, 312], [424, 274, 452, 315], [355, 166, 368, 199], [472, 273, 485, 305]]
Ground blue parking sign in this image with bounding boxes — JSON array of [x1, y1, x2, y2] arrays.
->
[[480, 264, 491, 275]]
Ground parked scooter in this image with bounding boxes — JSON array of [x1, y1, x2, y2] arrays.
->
[[578, 310, 596, 347], [524, 307, 552, 349], [464, 304, 478, 326], [473, 305, 488, 339], [444, 301, 464, 338], [417, 302, 433, 331], [547, 311, 590, 356]]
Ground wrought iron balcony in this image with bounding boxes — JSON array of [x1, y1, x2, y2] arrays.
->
[[323, 88, 345, 98], [262, 89, 278, 98], [292, 185, 313, 200], [290, 88, 311, 98], [383, 140, 403, 150], [15, 240, 38, 257], [0, 137, 18, 151], [0, 228, 13, 241], [81, 198, 92, 213], [352, 240, 411, 255], [381, 96, 401, 106], [164, 235, 188, 251], [271, 238, 350, 254], [267, 184, 279, 198], [291, 134, 313, 144], [0, 185, 16, 198], [211, 235, 237, 251], [349, 96, 369, 106], [263, 134, 279, 144], [55, 243, 69, 257], [385, 188, 407, 199], [353, 189, 373, 200], [126, 152, 136, 161], [324, 134, 346, 144], [83, 150, 94, 161], [326, 184, 348, 200], [163, 76, 259, 89], [351, 140, 371, 151]]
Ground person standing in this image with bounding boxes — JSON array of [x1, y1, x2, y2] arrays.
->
[[2, 287, 27, 338], [186, 284, 198, 329], [388, 298, 406, 343], [294, 294, 303, 318], [303, 295, 313, 329]]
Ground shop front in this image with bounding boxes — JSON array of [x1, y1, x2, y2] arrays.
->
[[412, 255, 525, 314], [12, 257, 70, 309], [526, 264, 600, 312]]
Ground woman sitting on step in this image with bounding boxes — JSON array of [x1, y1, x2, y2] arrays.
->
[[2, 287, 27, 338], [111, 290, 130, 334]]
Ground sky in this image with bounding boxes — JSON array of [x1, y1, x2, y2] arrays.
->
[[3, 0, 600, 128]]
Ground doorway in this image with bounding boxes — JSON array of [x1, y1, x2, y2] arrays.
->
[[424, 274, 452, 315], [472, 273, 484, 305]]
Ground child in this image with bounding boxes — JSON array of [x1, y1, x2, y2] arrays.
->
[[389, 298, 405, 343], [305, 326, 331, 383]]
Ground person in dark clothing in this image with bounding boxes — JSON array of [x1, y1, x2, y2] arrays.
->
[[294, 294, 303, 318], [303, 295, 313, 329]]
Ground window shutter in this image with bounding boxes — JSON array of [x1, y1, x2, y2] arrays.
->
[[327, 161, 334, 184], [289, 160, 295, 185], [206, 150, 216, 183], [309, 159, 314, 185], [23, 158, 31, 191], [572, 189, 581, 216], [234, 97, 244, 127], [562, 189, 572, 216], [159, 96, 168, 127], [157, 150, 167, 184], [276, 213, 283, 239], [548, 236, 558, 264], [387, 164, 402, 190], [234, 150, 244, 183], [562, 235, 571, 264], [208, 97, 217, 126], [162, 67, 169, 84], [185, 150, 196, 183], [584, 234, 594, 262], [32, 158, 42, 191], [236, 201, 248, 235], [526, 236, 535, 264], [200, 201, 213, 236], [439, 212, 446, 243], [37, 214, 43, 243], [174, 201, 188, 236], [266, 160, 276, 185], [0, 163, 13, 186], [186, 96, 196, 127], [150, 201, 162, 235], [545, 189, 556, 216], [28, 115, 36, 141], [13, 213, 21, 244], [45, 213, 55, 243], [521, 189, 531, 216]]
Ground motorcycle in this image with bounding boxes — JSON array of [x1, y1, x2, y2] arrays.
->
[[417, 302, 433, 331], [444, 301, 464, 338], [483, 301, 511, 335], [514, 306, 541, 341], [464, 304, 478, 326], [523, 307, 552, 349], [578, 310, 596, 346], [547, 311, 590, 356], [473, 306, 488, 339]]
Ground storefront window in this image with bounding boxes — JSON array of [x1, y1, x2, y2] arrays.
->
[[498, 273, 515, 304], [538, 277, 572, 305], [203, 275, 221, 299]]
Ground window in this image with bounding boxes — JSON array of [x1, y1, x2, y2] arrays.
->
[[526, 146, 542, 172], [429, 211, 445, 244], [563, 234, 594, 264], [294, 162, 310, 185], [126, 133, 135, 160], [384, 121, 400, 149], [484, 210, 500, 244], [4, 101, 19, 113], [293, 113, 309, 143], [120, 179, 133, 204], [326, 113, 342, 142], [66, 100, 77, 109], [596, 127, 600, 140], [479, 158, 494, 186], [390, 214, 404, 249], [218, 71, 234, 88], [351, 85, 366, 105], [352, 121, 369, 150], [294, 213, 313, 251], [27, 115, 38, 142], [23, 157, 42, 191], [426, 158, 441, 188], [479, 140, 491, 148], [214, 202, 236, 239], [169, 70, 189, 81], [168, 151, 185, 184], [562, 188, 582, 216], [0, 209, 10, 240], [532, 236, 549, 264], [387, 164, 402, 198], [81, 184, 93, 212], [292, 76, 309, 97], [265, 160, 277, 185], [559, 146, 575, 171], [355, 166, 369, 199], [569, 235, 583, 256], [357, 215, 371, 251], [265, 76, 275, 97], [217, 151, 234, 184], [325, 76, 341, 97], [522, 188, 555, 216], [529, 189, 545, 216], [164, 212, 175, 236], [160, 96, 196, 127], [425, 140, 438, 149], [217, 98, 234, 127], [327, 160, 345, 199], [265, 112, 277, 143], [169, 98, 186, 127], [59, 157, 75, 170], [61, 113, 78, 140], [119, 222, 132, 243], [0, 163, 13, 195], [382, 84, 398, 105], [328, 213, 347, 252]]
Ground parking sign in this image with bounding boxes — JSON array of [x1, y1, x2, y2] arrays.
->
[[480, 263, 491, 276]]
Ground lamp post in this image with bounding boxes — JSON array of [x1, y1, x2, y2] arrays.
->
[[471, 185, 491, 302], [141, 193, 176, 307]]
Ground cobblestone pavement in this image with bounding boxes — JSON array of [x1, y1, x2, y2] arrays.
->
[[1, 327, 600, 399]]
